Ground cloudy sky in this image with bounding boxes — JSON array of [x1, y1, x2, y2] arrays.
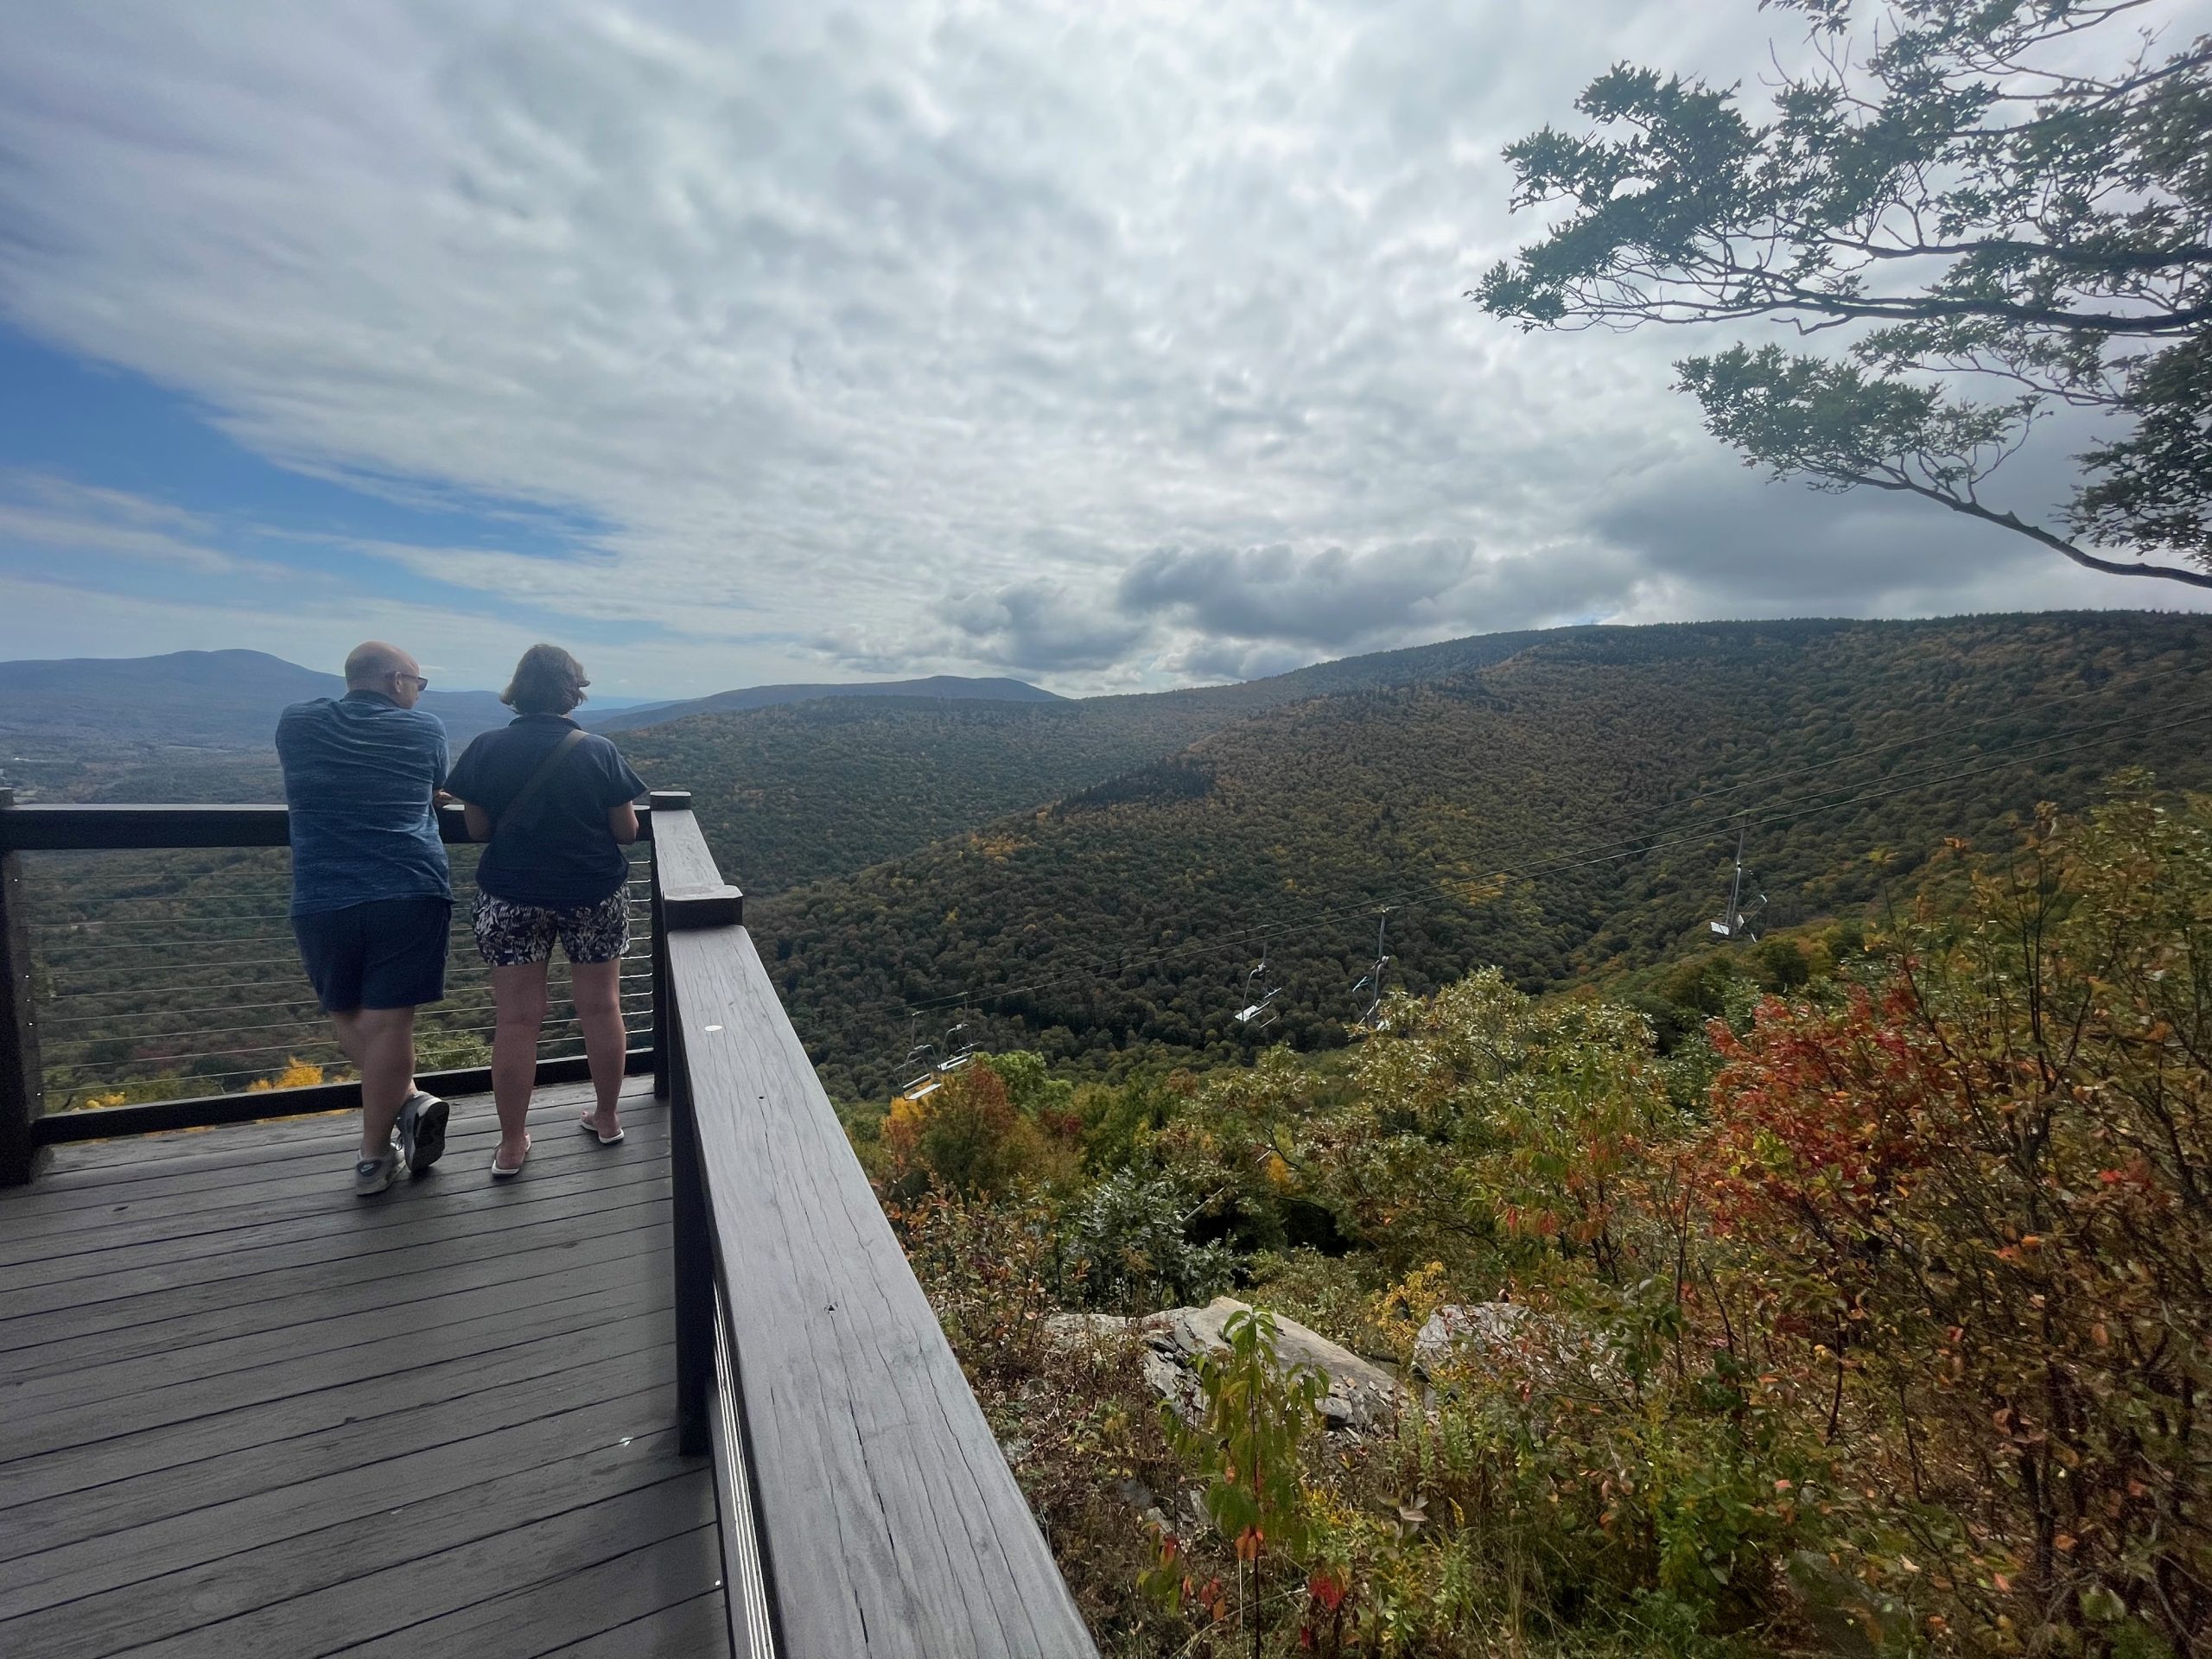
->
[[0, 0, 2204, 698]]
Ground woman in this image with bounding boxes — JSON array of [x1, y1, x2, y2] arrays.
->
[[446, 645, 647, 1177]]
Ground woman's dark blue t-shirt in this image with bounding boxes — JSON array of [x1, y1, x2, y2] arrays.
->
[[446, 715, 647, 908]]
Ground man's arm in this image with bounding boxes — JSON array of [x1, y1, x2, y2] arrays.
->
[[608, 803, 639, 844], [464, 802, 494, 843]]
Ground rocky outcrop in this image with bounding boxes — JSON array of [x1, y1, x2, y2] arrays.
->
[[1412, 1300, 1619, 1389], [1048, 1296, 1408, 1431], [1412, 1302, 1530, 1379]]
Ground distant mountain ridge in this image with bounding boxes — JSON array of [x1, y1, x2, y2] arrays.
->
[[607, 626, 1589, 895], [0, 649, 512, 753], [587, 675, 1063, 734], [0, 650, 1066, 758]]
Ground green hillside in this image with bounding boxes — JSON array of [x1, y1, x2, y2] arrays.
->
[[613, 626, 1567, 894], [613, 696, 1231, 896], [753, 613, 2212, 1098], [587, 673, 1061, 734]]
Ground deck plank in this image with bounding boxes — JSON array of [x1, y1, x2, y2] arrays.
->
[[3, 1243, 673, 1423], [0, 1344, 673, 1562], [3, 1154, 672, 1289], [29, 1077, 614, 1181], [0, 1191, 667, 1351], [2, 1218, 668, 1382], [334, 1526, 727, 1659], [539, 1591, 734, 1658], [0, 1102, 664, 1242], [0, 1088, 723, 1659]]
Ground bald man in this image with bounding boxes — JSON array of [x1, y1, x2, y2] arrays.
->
[[276, 641, 454, 1195]]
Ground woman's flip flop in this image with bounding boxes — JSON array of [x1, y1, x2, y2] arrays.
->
[[578, 1115, 625, 1146], [491, 1136, 532, 1179]]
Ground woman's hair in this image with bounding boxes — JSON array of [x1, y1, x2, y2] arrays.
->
[[502, 644, 590, 715]]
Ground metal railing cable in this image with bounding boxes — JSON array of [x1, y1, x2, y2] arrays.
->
[[31, 900, 653, 953], [40, 958, 652, 1006], [45, 990, 656, 1045]]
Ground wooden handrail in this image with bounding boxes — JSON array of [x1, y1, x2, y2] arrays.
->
[[651, 798, 1097, 1658]]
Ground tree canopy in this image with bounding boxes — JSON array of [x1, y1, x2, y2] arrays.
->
[[1477, 0, 2212, 587]]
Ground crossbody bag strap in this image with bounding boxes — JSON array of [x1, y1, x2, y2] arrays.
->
[[493, 727, 590, 842]]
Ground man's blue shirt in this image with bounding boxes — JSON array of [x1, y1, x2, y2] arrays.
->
[[276, 690, 452, 916]]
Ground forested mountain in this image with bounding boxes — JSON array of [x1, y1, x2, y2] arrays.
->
[[588, 673, 1061, 734], [0, 649, 510, 753], [750, 613, 2212, 1098], [611, 626, 1574, 893]]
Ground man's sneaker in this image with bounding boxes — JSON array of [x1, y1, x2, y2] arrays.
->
[[354, 1145, 404, 1198], [398, 1092, 450, 1176]]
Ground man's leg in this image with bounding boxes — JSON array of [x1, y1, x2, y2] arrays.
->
[[330, 1005, 420, 1160], [571, 957, 626, 1135], [491, 961, 550, 1166]]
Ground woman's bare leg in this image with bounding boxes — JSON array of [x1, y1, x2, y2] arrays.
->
[[572, 957, 626, 1135], [490, 960, 550, 1165]]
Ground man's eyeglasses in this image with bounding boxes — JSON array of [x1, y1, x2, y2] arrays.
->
[[394, 672, 429, 691]]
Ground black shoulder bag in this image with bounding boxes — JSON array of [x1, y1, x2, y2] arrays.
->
[[492, 728, 590, 842]]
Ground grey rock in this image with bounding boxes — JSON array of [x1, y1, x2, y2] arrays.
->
[[1412, 1300, 1620, 1389], [1132, 1297, 1407, 1431], [1412, 1302, 1531, 1379], [1043, 1312, 1136, 1344]]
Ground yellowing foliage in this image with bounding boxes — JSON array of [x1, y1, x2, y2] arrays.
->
[[247, 1058, 327, 1092]]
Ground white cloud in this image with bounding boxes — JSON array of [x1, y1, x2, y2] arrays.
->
[[0, 472, 264, 575], [0, 1, 2205, 695]]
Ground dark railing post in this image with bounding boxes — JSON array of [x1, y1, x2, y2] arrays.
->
[[669, 1018, 714, 1458], [0, 791, 43, 1185], [647, 789, 689, 1103]]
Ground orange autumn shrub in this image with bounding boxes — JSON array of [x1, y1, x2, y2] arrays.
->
[[1696, 782, 2211, 1655], [881, 1059, 1076, 1200]]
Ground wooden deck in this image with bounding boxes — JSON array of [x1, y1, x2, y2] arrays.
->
[[0, 1078, 729, 1659]]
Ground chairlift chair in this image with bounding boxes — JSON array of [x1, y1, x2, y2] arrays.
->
[[1708, 825, 1767, 944], [1234, 949, 1284, 1032], [937, 1020, 978, 1072], [896, 1027, 939, 1096]]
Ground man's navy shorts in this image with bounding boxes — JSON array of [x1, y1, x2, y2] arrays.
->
[[291, 897, 451, 1013]]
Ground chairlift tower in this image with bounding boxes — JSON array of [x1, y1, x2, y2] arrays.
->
[[1708, 823, 1766, 943], [1351, 908, 1394, 1032]]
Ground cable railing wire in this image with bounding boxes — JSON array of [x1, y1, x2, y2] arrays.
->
[[52, 1038, 608, 1098], [33, 905, 653, 956], [43, 992, 654, 1046], [43, 950, 650, 1006], [52, 1013, 641, 1081], [29, 887, 654, 936]]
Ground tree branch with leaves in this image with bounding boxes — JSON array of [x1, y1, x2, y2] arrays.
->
[[1476, 0, 2212, 586]]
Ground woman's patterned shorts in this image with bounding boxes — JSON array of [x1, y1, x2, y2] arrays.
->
[[473, 889, 632, 968]]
